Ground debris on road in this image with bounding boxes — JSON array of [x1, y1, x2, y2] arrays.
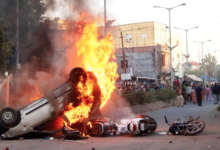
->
[[64, 140, 87, 144], [19, 137, 24, 141], [169, 141, 172, 143]]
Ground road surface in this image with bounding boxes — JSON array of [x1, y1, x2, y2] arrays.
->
[[0, 100, 220, 150]]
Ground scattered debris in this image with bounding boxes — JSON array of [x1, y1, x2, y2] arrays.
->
[[169, 141, 172, 143], [19, 137, 24, 141], [215, 115, 217, 117], [207, 145, 212, 148], [92, 148, 95, 150], [3, 147, 9, 150], [65, 140, 87, 144]]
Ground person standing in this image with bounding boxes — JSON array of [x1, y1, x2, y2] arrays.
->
[[217, 83, 220, 102], [182, 86, 187, 104], [191, 86, 197, 104], [187, 84, 192, 102], [175, 85, 184, 107], [201, 85, 206, 101], [213, 83, 219, 104], [173, 79, 177, 90], [205, 85, 211, 101], [195, 84, 203, 106]]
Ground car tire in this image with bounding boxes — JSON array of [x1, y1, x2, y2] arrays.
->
[[0, 107, 21, 128], [69, 67, 87, 84]]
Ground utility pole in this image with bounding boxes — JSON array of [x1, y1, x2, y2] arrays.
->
[[104, 0, 107, 35], [120, 32, 126, 73], [174, 26, 198, 78], [154, 46, 158, 84], [208, 49, 220, 81], [153, 3, 186, 87], [194, 40, 211, 84], [16, 0, 19, 70]]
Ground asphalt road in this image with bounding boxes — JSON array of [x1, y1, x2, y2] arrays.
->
[[0, 100, 220, 150]]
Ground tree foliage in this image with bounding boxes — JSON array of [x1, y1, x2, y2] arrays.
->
[[0, 25, 13, 73], [0, 0, 46, 69], [201, 54, 217, 78]]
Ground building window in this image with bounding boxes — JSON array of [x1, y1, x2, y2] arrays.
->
[[142, 33, 146, 39], [162, 54, 165, 67], [126, 34, 132, 42], [121, 60, 128, 68]]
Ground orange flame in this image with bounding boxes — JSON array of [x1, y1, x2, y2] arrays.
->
[[29, 84, 42, 102], [64, 12, 118, 125]]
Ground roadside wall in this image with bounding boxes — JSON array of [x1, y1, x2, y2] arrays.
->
[[102, 99, 177, 120]]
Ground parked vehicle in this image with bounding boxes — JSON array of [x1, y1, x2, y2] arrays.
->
[[164, 116, 205, 135]]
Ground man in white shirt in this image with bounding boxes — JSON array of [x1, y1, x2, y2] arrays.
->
[[187, 84, 192, 102]]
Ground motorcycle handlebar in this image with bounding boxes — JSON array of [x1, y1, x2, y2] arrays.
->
[[164, 116, 168, 124]]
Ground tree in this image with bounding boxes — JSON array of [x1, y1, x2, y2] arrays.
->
[[0, 0, 46, 67], [0, 24, 13, 74], [201, 54, 216, 78], [188, 63, 192, 70]]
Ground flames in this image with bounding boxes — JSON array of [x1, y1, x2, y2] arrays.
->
[[64, 12, 118, 125], [29, 84, 42, 103]]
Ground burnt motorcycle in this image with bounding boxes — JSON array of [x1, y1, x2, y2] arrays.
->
[[164, 116, 205, 135]]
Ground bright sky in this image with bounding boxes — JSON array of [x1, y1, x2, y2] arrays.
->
[[47, 0, 220, 64], [106, 0, 220, 64]]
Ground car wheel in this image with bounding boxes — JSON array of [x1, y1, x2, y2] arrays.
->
[[69, 67, 87, 84], [0, 107, 21, 128]]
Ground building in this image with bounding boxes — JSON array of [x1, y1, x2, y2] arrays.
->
[[41, 18, 183, 84], [102, 21, 183, 84], [183, 62, 200, 70]]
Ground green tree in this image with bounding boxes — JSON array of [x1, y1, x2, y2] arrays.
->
[[0, 25, 13, 74], [201, 54, 216, 78], [188, 68, 203, 77], [0, 0, 46, 66]]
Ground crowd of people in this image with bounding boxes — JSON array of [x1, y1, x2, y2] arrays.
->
[[117, 81, 168, 94], [174, 77, 220, 107], [116, 78, 220, 107]]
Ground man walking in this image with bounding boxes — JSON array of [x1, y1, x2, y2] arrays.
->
[[195, 84, 203, 106], [187, 84, 192, 102], [176, 85, 184, 107], [213, 83, 219, 104]]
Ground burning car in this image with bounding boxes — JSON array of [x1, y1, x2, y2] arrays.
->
[[0, 67, 101, 139]]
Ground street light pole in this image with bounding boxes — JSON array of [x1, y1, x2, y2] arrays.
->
[[174, 26, 198, 77], [194, 40, 211, 83], [153, 3, 186, 87], [208, 49, 220, 81], [104, 0, 107, 35]]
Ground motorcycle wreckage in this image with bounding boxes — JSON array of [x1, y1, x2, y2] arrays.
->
[[164, 116, 205, 135]]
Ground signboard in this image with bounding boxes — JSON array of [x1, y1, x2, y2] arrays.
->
[[121, 73, 132, 80]]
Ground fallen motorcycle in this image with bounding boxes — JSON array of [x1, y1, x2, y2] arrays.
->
[[86, 115, 157, 136], [164, 116, 205, 135]]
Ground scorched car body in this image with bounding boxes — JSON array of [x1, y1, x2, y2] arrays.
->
[[0, 67, 93, 139]]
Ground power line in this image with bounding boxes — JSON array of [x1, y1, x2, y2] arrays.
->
[[124, 47, 143, 67]]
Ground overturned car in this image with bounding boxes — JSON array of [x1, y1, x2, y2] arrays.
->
[[0, 67, 101, 139]]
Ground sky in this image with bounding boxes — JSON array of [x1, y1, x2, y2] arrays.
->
[[46, 0, 220, 64]]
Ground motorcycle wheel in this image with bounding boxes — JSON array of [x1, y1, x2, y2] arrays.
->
[[185, 120, 205, 135], [136, 114, 157, 133]]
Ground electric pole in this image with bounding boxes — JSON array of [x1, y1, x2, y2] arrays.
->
[[104, 0, 107, 35], [16, 0, 19, 69], [120, 32, 126, 73]]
